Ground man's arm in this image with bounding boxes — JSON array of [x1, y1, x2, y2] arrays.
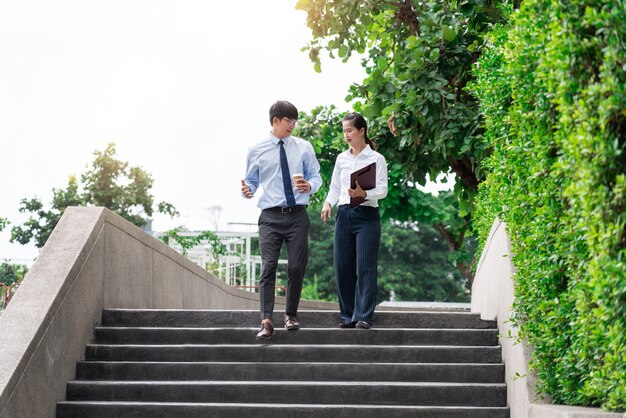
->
[[242, 148, 259, 198], [302, 143, 322, 194]]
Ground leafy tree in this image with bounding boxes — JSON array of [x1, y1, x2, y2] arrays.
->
[[306, 204, 338, 301], [159, 228, 227, 257], [295, 105, 475, 281], [300, 274, 324, 301], [378, 220, 470, 302], [11, 176, 83, 248], [294, 1, 507, 281], [0, 260, 28, 286], [11, 143, 178, 248], [234, 201, 470, 302], [296, 0, 505, 206], [0, 217, 8, 232], [306, 202, 469, 302], [159, 227, 241, 281]]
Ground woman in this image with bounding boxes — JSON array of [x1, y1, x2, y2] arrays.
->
[[321, 112, 388, 329]]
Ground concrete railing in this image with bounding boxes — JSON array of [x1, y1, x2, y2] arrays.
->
[[471, 219, 623, 418], [0, 207, 337, 418]]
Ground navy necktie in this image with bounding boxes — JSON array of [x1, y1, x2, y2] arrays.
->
[[279, 140, 296, 207]]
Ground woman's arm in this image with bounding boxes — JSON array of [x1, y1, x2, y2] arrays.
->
[[364, 155, 388, 200], [321, 157, 342, 224], [324, 157, 342, 206]]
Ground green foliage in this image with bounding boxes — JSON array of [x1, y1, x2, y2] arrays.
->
[[294, 106, 346, 208], [11, 176, 83, 248], [158, 228, 249, 282], [158, 228, 226, 257], [305, 203, 470, 302], [0, 260, 28, 286], [296, 106, 475, 280], [296, 0, 506, 210], [306, 204, 339, 301], [378, 220, 470, 302], [80, 143, 179, 225], [11, 143, 178, 248], [300, 275, 324, 301], [471, 0, 626, 411], [0, 217, 8, 232]]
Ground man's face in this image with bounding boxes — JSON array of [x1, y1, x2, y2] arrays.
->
[[272, 116, 297, 139]]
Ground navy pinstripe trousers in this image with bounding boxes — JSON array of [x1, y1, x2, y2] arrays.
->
[[334, 205, 381, 324]]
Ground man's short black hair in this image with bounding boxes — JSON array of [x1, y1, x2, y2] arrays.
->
[[269, 100, 298, 125]]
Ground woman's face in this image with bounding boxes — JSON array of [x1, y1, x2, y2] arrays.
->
[[342, 120, 365, 147]]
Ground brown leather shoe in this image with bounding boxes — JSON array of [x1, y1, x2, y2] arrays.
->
[[284, 315, 300, 330], [256, 321, 274, 340]]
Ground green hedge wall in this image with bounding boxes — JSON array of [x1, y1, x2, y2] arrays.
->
[[470, 0, 626, 411]]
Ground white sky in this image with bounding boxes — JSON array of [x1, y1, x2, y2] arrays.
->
[[0, 0, 367, 264]]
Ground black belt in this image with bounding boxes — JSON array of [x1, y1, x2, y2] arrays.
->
[[264, 205, 307, 214]]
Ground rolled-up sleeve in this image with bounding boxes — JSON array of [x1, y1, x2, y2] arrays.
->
[[244, 148, 259, 195], [365, 155, 388, 201]]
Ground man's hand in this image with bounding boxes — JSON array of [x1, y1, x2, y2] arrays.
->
[[320, 202, 332, 224], [241, 179, 254, 199], [294, 178, 311, 194], [348, 180, 367, 199]]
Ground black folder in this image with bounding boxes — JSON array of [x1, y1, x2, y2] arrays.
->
[[349, 162, 376, 207]]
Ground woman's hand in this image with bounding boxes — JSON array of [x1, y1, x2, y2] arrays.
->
[[320, 202, 332, 224], [348, 180, 367, 199]]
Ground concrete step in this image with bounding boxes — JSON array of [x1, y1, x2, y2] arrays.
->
[[57, 401, 511, 418], [65, 381, 507, 406], [86, 344, 502, 363], [75, 361, 505, 383], [93, 326, 498, 346], [101, 309, 496, 329], [57, 307, 509, 417]]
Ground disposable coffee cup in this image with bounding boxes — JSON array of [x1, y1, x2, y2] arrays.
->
[[292, 173, 304, 187]]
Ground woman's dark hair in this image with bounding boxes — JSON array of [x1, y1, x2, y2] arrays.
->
[[343, 112, 376, 150], [269, 100, 298, 125]]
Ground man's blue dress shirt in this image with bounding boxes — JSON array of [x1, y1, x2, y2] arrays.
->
[[244, 134, 322, 209]]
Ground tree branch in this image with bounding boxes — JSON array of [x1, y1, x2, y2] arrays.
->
[[395, 0, 420, 36], [448, 156, 480, 189], [434, 223, 456, 252]]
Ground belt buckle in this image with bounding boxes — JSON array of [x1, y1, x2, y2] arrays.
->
[[280, 206, 290, 214]]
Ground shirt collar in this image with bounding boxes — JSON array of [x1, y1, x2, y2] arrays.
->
[[346, 144, 373, 156], [269, 133, 291, 145]]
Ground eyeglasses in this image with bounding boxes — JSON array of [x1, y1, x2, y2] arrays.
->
[[283, 118, 298, 126]]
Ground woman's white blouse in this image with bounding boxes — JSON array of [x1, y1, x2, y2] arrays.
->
[[324, 145, 388, 208]]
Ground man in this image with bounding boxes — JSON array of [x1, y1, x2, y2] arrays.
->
[[241, 100, 322, 340]]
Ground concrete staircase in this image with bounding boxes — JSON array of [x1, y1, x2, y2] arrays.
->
[[57, 309, 509, 417]]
